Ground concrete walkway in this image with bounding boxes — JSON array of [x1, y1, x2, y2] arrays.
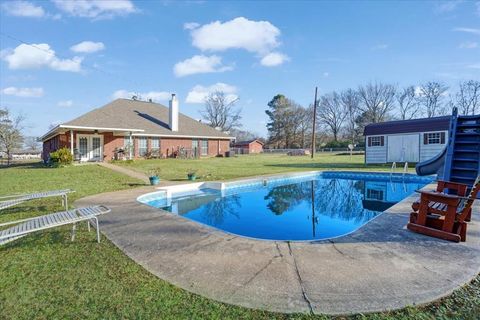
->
[[75, 185, 480, 315], [98, 162, 150, 184]]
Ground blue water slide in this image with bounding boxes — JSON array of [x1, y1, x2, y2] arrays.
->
[[416, 108, 480, 197], [415, 146, 446, 178]]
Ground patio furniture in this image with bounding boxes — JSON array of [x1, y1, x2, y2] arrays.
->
[[0, 205, 111, 245], [0, 189, 74, 211], [407, 175, 480, 242], [411, 180, 472, 222]]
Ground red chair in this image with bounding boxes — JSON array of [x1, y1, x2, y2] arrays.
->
[[407, 176, 479, 242]]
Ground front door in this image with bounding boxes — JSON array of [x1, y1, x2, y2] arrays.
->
[[77, 135, 104, 161], [387, 135, 419, 163]]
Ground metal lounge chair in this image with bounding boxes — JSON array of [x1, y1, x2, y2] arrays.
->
[[0, 205, 111, 245], [0, 189, 74, 211], [407, 175, 480, 242]]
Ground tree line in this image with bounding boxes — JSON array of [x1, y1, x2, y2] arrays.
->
[[265, 80, 480, 149]]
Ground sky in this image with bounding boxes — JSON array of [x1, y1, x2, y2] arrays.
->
[[0, 0, 479, 138]]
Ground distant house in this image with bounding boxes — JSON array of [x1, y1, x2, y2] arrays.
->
[[232, 139, 264, 154], [41, 95, 234, 162], [363, 116, 450, 164]]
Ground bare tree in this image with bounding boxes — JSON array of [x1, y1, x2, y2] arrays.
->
[[454, 80, 480, 115], [418, 81, 448, 117], [24, 136, 41, 152], [317, 92, 347, 141], [340, 89, 361, 144], [0, 108, 25, 165], [396, 86, 421, 120], [201, 91, 241, 131], [358, 82, 396, 123]]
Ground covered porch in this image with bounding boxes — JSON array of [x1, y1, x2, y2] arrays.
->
[[41, 125, 144, 162]]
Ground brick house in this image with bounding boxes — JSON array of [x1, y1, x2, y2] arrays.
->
[[41, 95, 234, 162], [232, 139, 264, 154]]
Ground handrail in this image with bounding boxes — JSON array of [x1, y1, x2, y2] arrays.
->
[[403, 162, 408, 177], [390, 162, 397, 176]]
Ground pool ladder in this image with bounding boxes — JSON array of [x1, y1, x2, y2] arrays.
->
[[390, 162, 409, 177]]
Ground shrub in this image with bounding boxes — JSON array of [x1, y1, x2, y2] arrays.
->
[[49, 147, 73, 166]]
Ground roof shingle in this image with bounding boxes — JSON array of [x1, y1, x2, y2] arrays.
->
[[63, 99, 232, 139]]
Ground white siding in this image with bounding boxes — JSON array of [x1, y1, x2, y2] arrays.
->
[[419, 130, 447, 162], [365, 130, 448, 164], [366, 138, 387, 164]]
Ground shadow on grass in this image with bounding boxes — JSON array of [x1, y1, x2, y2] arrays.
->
[[125, 183, 148, 187], [0, 161, 45, 170], [264, 162, 389, 170]]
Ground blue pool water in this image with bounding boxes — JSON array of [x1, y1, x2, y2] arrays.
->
[[142, 172, 433, 241]]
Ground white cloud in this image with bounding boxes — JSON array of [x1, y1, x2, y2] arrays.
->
[[435, 1, 462, 14], [1, 1, 45, 17], [185, 83, 238, 104], [260, 52, 289, 67], [184, 22, 200, 30], [70, 41, 105, 53], [2, 43, 82, 72], [112, 90, 171, 102], [57, 100, 73, 107], [468, 63, 480, 69], [1, 86, 44, 98], [52, 0, 136, 19], [459, 41, 478, 49], [323, 72, 329, 77], [173, 55, 233, 77], [453, 27, 480, 35], [371, 43, 389, 50], [190, 17, 281, 55]]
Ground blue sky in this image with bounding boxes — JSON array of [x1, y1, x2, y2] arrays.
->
[[0, 0, 479, 138]]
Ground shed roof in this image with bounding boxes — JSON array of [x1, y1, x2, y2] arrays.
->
[[363, 116, 450, 136], [233, 139, 264, 146], [42, 99, 233, 141]]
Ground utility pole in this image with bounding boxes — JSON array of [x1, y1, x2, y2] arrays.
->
[[311, 87, 318, 159]]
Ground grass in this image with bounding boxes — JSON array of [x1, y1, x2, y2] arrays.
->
[[0, 159, 479, 319], [115, 153, 401, 181]]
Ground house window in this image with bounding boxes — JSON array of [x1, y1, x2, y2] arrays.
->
[[424, 132, 445, 145], [192, 139, 199, 156], [124, 136, 133, 154], [138, 137, 147, 156], [201, 140, 208, 156], [368, 136, 384, 147], [150, 137, 160, 157], [150, 137, 160, 151]]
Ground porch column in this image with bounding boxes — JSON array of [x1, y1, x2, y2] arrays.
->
[[70, 130, 74, 156], [129, 132, 133, 160]]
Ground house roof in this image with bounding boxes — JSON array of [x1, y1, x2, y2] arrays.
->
[[363, 116, 451, 136], [233, 139, 264, 146], [42, 99, 233, 141]]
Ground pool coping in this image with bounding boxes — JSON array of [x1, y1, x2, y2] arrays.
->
[[136, 170, 433, 243], [74, 170, 480, 316]]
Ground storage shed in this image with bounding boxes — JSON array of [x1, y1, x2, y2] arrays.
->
[[363, 116, 450, 164], [232, 139, 264, 154]]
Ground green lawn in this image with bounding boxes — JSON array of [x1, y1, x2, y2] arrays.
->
[[0, 160, 479, 320], [115, 153, 400, 181]]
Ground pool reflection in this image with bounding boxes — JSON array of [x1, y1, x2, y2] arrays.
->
[[161, 177, 425, 240]]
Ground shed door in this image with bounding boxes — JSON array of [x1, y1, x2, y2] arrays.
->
[[387, 135, 419, 162]]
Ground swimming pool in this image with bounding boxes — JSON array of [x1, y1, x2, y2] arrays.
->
[[139, 172, 433, 241]]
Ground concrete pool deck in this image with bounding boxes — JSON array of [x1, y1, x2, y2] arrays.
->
[[75, 177, 480, 315]]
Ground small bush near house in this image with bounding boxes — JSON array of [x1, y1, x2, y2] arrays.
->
[[49, 147, 73, 166]]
